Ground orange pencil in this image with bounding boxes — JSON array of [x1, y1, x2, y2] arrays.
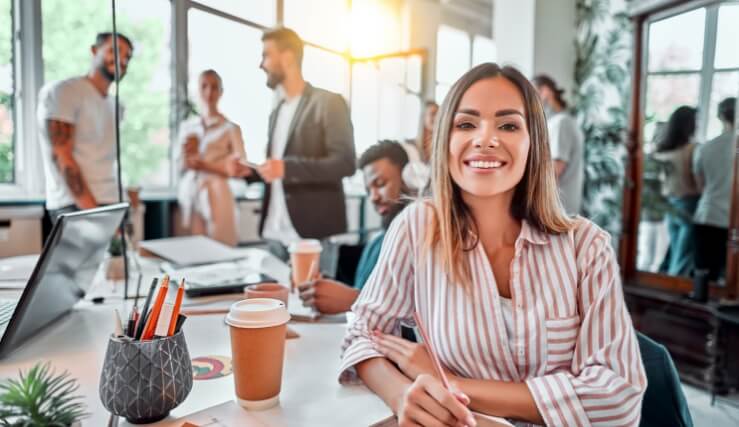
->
[[141, 275, 170, 340], [168, 279, 185, 336]]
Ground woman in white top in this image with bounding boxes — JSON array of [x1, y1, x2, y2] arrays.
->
[[340, 64, 645, 426], [652, 106, 700, 277], [177, 69, 246, 246]]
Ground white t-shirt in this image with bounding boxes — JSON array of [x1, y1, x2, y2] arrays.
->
[[37, 77, 119, 210], [262, 95, 302, 246], [548, 112, 584, 215], [693, 131, 734, 228]]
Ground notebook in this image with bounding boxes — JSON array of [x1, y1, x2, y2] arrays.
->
[[139, 236, 243, 266]]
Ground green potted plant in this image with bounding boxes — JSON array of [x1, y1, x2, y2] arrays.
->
[[105, 234, 126, 281], [0, 363, 88, 427]]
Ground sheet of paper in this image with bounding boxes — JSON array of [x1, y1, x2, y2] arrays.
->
[[370, 412, 514, 427], [163, 400, 270, 427], [0, 255, 38, 282]]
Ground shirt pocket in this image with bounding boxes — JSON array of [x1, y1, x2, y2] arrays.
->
[[545, 315, 580, 370]]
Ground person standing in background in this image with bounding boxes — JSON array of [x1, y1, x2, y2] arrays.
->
[[533, 74, 584, 215], [653, 106, 701, 277], [37, 32, 134, 222], [693, 97, 736, 284], [232, 27, 356, 260], [177, 69, 247, 246]]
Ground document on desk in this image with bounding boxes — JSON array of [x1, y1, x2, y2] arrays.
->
[[165, 400, 270, 427], [0, 255, 38, 284], [139, 236, 243, 266], [370, 412, 514, 427]]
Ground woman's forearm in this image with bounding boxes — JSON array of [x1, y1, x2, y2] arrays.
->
[[453, 376, 544, 424], [356, 357, 412, 413]]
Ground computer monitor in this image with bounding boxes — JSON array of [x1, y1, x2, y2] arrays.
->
[[0, 203, 128, 358]]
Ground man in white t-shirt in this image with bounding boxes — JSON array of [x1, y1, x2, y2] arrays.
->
[[534, 74, 584, 215], [37, 32, 134, 221]]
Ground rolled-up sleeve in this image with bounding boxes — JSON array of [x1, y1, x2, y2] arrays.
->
[[339, 206, 416, 384], [526, 229, 647, 426]]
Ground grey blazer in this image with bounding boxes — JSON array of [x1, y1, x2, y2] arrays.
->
[[249, 83, 356, 240]]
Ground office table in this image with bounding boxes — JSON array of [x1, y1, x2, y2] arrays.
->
[[0, 249, 392, 426]]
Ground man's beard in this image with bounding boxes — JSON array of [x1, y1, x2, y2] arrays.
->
[[380, 200, 409, 229], [265, 69, 285, 89], [99, 63, 124, 82]]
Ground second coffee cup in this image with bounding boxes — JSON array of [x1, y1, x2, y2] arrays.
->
[[244, 282, 289, 307], [288, 239, 322, 290], [226, 298, 290, 410]]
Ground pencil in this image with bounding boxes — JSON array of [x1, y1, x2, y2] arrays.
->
[[168, 279, 185, 336], [135, 278, 158, 339], [141, 276, 170, 340], [412, 312, 452, 390]]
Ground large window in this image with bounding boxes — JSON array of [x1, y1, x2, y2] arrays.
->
[[0, 0, 13, 183], [644, 3, 739, 144], [42, 0, 171, 187], [435, 24, 495, 103], [0, 0, 426, 198], [351, 55, 423, 158], [188, 7, 272, 164]]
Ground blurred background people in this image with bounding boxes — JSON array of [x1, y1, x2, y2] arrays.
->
[[533, 74, 584, 215], [693, 97, 736, 283], [653, 106, 701, 277], [37, 32, 134, 222], [177, 69, 246, 246]]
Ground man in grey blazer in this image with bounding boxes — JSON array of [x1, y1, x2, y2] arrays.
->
[[233, 28, 356, 257]]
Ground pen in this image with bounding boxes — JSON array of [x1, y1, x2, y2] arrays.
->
[[142, 276, 170, 340], [412, 312, 452, 390], [135, 278, 158, 339], [154, 303, 174, 338], [168, 279, 185, 336], [126, 306, 138, 337], [113, 309, 124, 337]]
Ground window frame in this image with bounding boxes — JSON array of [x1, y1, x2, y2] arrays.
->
[[642, 1, 739, 142]]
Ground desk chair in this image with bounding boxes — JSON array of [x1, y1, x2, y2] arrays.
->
[[638, 332, 694, 427]]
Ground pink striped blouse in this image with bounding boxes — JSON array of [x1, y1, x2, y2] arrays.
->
[[339, 202, 647, 426]]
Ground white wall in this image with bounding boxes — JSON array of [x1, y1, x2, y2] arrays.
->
[[533, 0, 577, 94], [493, 0, 536, 76], [493, 0, 577, 94]]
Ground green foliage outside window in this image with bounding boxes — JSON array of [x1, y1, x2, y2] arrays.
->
[[42, 0, 171, 187], [0, 0, 13, 183]]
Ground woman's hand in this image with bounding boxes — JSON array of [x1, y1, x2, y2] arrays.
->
[[396, 374, 476, 427], [371, 331, 451, 381]]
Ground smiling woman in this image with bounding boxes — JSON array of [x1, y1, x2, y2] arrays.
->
[[340, 63, 647, 427]]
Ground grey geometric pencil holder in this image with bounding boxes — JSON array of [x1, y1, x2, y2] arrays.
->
[[99, 331, 193, 424]]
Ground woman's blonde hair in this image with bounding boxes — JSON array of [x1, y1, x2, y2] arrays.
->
[[425, 63, 574, 285]]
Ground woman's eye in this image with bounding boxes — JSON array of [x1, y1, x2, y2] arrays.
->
[[456, 121, 475, 129], [499, 123, 519, 132]]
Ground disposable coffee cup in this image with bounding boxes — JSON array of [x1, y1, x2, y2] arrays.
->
[[245, 283, 289, 308], [288, 239, 322, 290], [226, 298, 290, 410]]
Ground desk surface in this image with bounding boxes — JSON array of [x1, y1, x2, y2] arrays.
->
[[0, 250, 390, 426]]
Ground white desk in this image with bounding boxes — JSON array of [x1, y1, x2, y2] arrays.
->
[[0, 249, 391, 426]]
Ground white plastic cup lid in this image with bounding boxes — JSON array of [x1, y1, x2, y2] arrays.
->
[[225, 298, 290, 329], [287, 239, 322, 254]]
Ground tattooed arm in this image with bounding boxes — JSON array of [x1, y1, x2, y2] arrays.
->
[[46, 119, 97, 210]]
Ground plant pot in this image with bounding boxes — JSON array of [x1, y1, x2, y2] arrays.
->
[[105, 255, 126, 281], [99, 332, 193, 424]]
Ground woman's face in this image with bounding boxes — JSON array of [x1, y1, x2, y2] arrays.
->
[[199, 73, 222, 108], [448, 77, 530, 200]]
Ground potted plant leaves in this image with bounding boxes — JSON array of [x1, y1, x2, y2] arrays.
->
[[0, 362, 88, 427], [105, 234, 126, 281]]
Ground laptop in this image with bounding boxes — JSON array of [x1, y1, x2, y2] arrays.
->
[[0, 203, 128, 358]]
